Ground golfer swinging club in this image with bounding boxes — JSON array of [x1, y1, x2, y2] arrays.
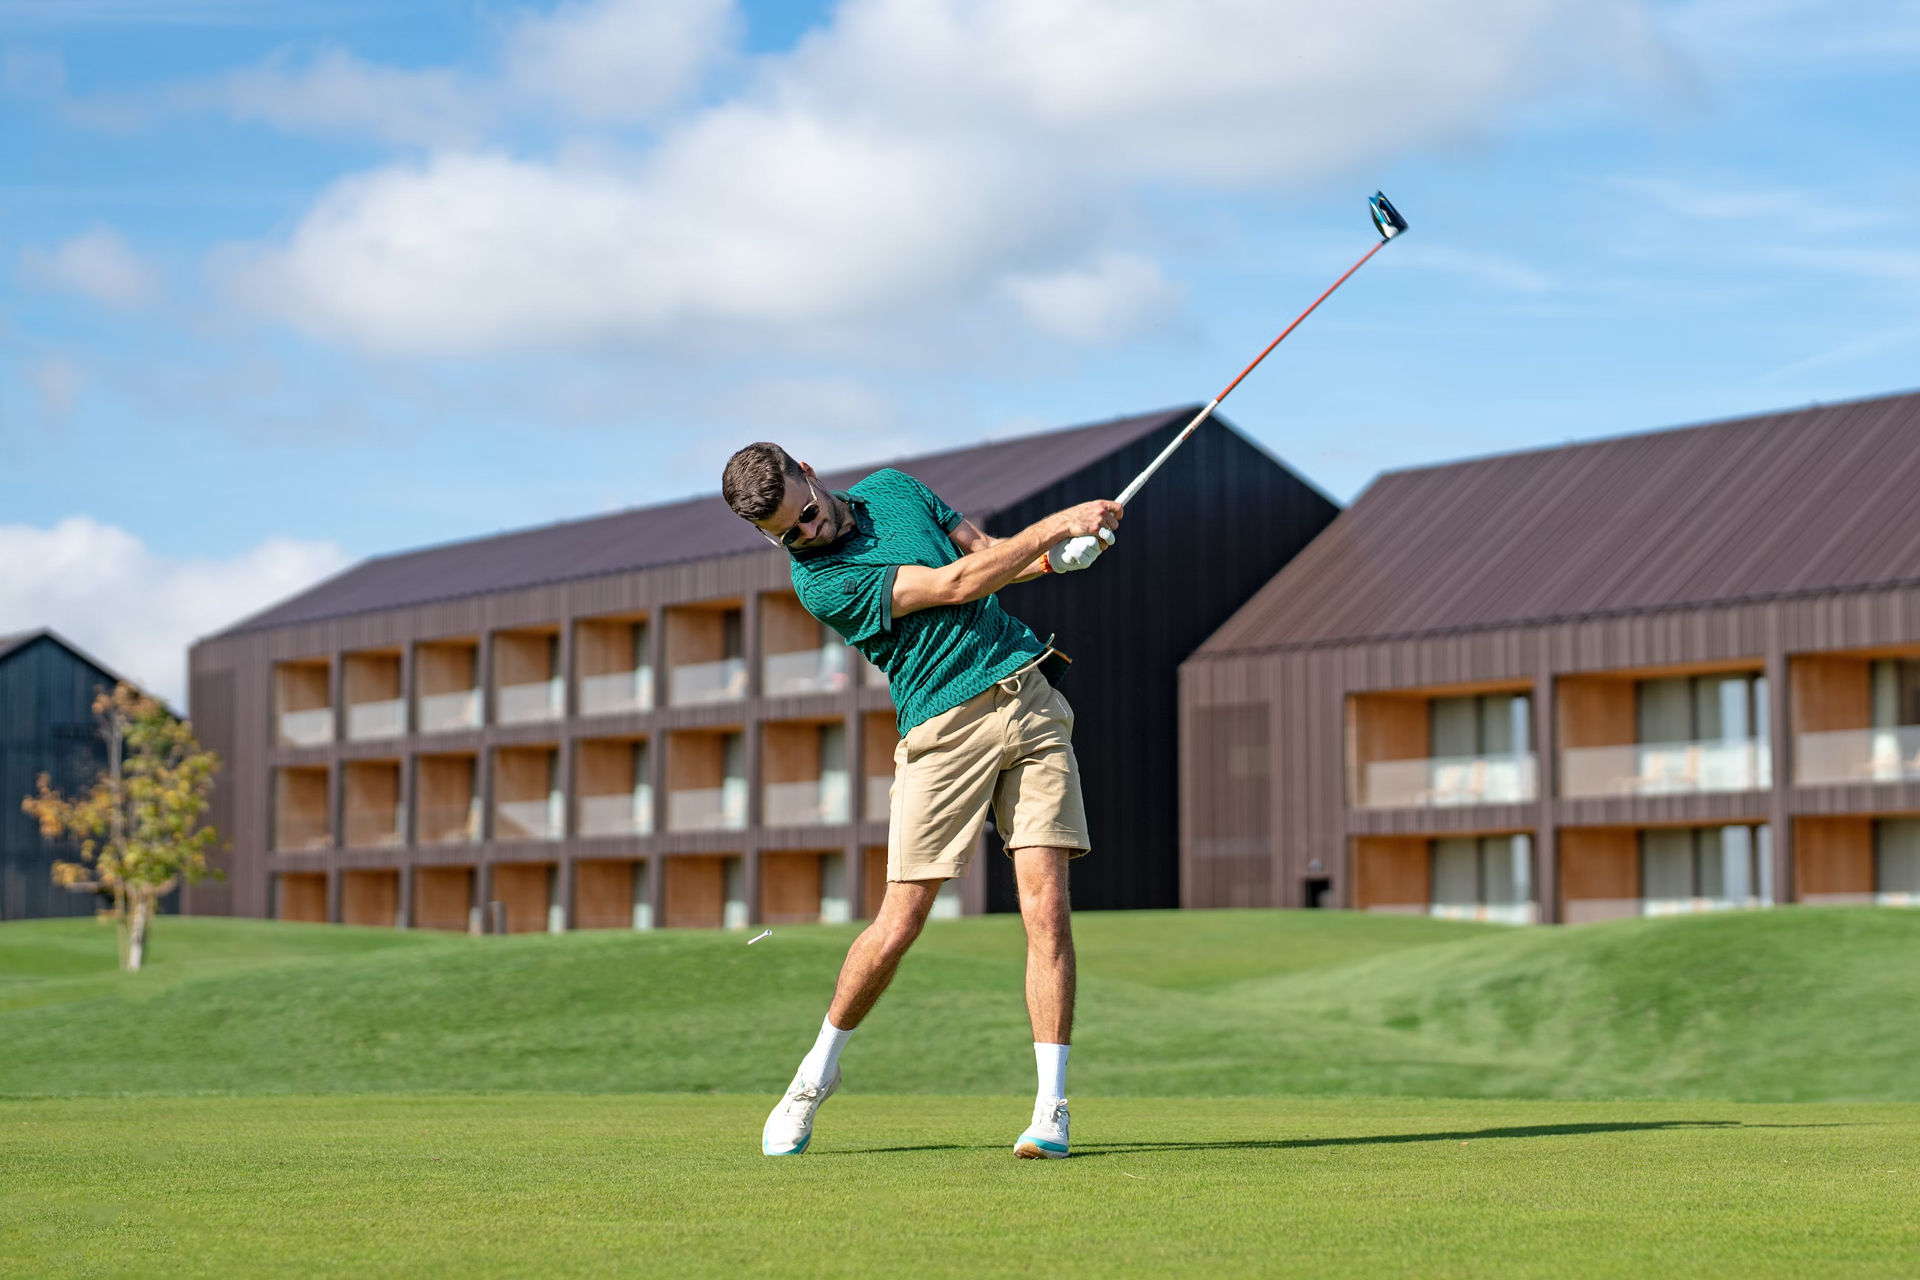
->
[[722, 444, 1122, 1159]]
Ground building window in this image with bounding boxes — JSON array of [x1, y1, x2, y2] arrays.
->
[[1431, 834, 1535, 924], [1560, 672, 1769, 798], [1640, 824, 1773, 914]]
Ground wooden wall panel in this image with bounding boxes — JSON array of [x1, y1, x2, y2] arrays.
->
[[666, 609, 726, 668], [1558, 829, 1638, 909], [493, 631, 556, 687], [342, 869, 399, 927], [761, 593, 821, 657], [573, 859, 636, 929], [1791, 655, 1871, 735], [418, 755, 475, 810], [414, 866, 473, 931], [665, 855, 726, 928], [276, 872, 326, 923], [274, 661, 329, 715], [668, 732, 725, 791], [494, 747, 555, 803], [1354, 836, 1428, 908], [863, 845, 888, 918], [577, 739, 636, 796], [492, 862, 553, 933], [415, 643, 476, 697], [577, 619, 643, 678], [1558, 678, 1636, 749], [343, 652, 400, 704], [762, 721, 820, 785], [343, 761, 400, 813], [761, 851, 822, 924], [1351, 695, 1429, 766], [1794, 816, 1874, 896]]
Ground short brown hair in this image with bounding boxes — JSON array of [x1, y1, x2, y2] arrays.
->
[[722, 443, 802, 522]]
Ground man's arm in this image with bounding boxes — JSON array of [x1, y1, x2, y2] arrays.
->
[[946, 518, 1050, 583], [893, 501, 1121, 618]]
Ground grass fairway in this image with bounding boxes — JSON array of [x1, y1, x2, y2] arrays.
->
[[3, 1094, 1916, 1278]]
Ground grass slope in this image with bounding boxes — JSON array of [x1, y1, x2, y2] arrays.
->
[[2, 908, 1917, 1100], [4, 1094, 1917, 1278]]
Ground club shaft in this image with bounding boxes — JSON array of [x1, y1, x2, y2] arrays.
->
[[1112, 237, 1390, 511]]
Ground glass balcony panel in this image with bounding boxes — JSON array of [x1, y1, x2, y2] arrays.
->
[[278, 708, 334, 747], [417, 802, 480, 845], [667, 781, 747, 831], [274, 813, 331, 851], [670, 658, 747, 705], [1560, 739, 1770, 798], [496, 796, 562, 841], [1796, 726, 1920, 786], [419, 690, 482, 734], [1359, 753, 1537, 809], [346, 699, 405, 740], [866, 775, 893, 821], [763, 776, 851, 827], [579, 670, 652, 717], [579, 791, 653, 838], [497, 678, 564, 725], [343, 807, 405, 848], [763, 646, 850, 698], [1429, 902, 1536, 925]]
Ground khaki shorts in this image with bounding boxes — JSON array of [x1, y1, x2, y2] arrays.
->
[[887, 667, 1091, 882]]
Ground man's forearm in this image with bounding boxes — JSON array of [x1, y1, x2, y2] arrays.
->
[[943, 519, 1061, 603]]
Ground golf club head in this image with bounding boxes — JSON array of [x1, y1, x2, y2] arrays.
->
[[1369, 192, 1408, 241]]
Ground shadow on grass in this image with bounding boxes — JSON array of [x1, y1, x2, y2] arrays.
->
[[836, 1120, 1756, 1157]]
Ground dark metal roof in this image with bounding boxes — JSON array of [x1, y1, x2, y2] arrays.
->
[[222, 407, 1194, 635], [1200, 389, 1920, 655], [0, 628, 127, 682]]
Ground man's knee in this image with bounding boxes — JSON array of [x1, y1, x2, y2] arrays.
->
[[873, 880, 939, 953]]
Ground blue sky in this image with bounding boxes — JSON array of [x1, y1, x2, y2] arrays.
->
[[1, 0, 1917, 701]]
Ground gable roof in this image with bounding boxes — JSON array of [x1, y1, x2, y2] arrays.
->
[[0, 628, 132, 684], [1199, 388, 1920, 655], [221, 407, 1196, 635]]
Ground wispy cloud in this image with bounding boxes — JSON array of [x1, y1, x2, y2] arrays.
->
[[19, 226, 162, 309]]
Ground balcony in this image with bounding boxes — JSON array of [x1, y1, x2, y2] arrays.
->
[[577, 616, 653, 717], [665, 855, 747, 929], [417, 802, 480, 845], [497, 678, 563, 725], [668, 783, 747, 831], [667, 730, 746, 832], [761, 850, 851, 925], [416, 754, 479, 845], [342, 761, 402, 848], [272, 765, 330, 852], [343, 650, 404, 741], [667, 604, 746, 706], [416, 641, 481, 734], [761, 593, 850, 697], [577, 738, 652, 838], [1559, 825, 1772, 923], [274, 659, 333, 747], [1797, 726, 1920, 786], [494, 629, 563, 725], [1560, 739, 1770, 798], [762, 720, 848, 827], [1358, 753, 1537, 809], [580, 670, 651, 717], [765, 778, 851, 826], [863, 712, 899, 821], [495, 746, 562, 841]]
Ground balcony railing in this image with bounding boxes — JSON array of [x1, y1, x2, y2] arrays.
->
[[1429, 902, 1537, 925], [866, 775, 892, 821], [763, 777, 851, 827], [497, 678, 564, 725], [763, 646, 849, 698], [579, 670, 652, 717], [278, 708, 334, 747], [496, 796, 563, 842], [343, 807, 405, 849], [1358, 753, 1537, 809], [419, 690, 482, 734], [1560, 739, 1771, 798], [667, 782, 747, 831], [273, 813, 331, 852], [346, 699, 405, 740], [1564, 896, 1772, 925], [417, 802, 480, 845], [1797, 726, 1920, 786], [670, 658, 747, 705], [579, 792, 653, 838]]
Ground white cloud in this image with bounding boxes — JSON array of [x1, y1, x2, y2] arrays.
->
[[1004, 254, 1183, 343], [20, 227, 161, 310], [212, 48, 484, 147], [505, 0, 738, 124], [0, 517, 349, 706], [225, 0, 1676, 356]]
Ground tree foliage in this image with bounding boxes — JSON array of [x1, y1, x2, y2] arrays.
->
[[23, 683, 223, 971]]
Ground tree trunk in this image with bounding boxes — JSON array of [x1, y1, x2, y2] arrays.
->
[[114, 885, 132, 971], [125, 893, 149, 972]]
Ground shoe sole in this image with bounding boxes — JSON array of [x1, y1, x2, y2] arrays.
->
[[1014, 1139, 1068, 1160]]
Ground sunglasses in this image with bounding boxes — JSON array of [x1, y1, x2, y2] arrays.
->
[[759, 474, 823, 549]]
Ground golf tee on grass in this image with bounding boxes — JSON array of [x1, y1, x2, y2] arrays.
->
[[1050, 192, 1408, 571]]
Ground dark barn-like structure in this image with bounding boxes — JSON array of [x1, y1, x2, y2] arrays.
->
[[186, 409, 1336, 928], [0, 630, 125, 920]]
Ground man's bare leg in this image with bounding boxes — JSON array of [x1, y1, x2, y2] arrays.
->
[[1012, 846, 1075, 1158], [827, 878, 941, 1028]]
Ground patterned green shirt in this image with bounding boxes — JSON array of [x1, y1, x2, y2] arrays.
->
[[789, 469, 1045, 732]]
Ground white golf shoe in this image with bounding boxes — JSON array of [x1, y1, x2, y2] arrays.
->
[[1014, 1098, 1070, 1159], [761, 1069, 840, 1156]]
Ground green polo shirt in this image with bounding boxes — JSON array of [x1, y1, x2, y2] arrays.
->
[[789, 468, 1045, 732]]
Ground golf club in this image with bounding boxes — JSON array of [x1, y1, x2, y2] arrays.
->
[[1050, 191, 1408, 569]]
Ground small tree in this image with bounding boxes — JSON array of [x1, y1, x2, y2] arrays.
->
[[24, 683, 222, 972]]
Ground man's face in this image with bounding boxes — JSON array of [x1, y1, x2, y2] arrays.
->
[[755, 467, 838, 551]]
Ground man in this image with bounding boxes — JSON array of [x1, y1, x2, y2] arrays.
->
[[721, 442, 1122, 1159]]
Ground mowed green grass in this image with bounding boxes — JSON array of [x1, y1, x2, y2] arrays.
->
[[3, 1094, 1917, 1278], [2, 907, 1918, 1100]]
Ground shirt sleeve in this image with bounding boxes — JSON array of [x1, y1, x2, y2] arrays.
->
[[887, 469, 962, 532], [796, 562, 897, 645]]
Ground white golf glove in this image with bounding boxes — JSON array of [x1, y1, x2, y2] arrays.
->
[[1048, 528, 1116, 573]]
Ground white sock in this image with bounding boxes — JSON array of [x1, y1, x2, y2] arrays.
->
[[1035, 1042, 1069, 1103], [797, 1016, 854, 1088]]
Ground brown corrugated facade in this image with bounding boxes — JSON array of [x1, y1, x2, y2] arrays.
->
[[187, 409, 1337, 928], [1181, 390, 1920, 919]]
